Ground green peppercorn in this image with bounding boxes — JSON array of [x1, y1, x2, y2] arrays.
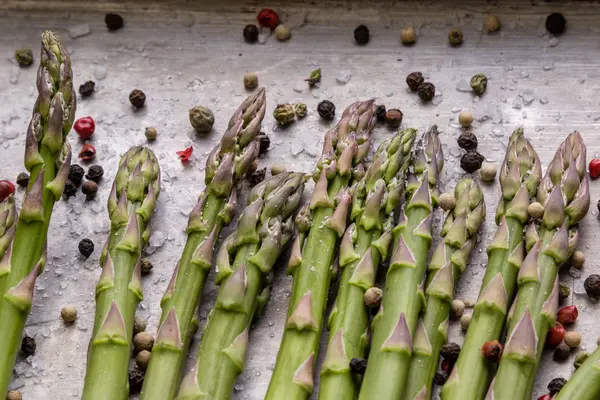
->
[[14, 48, 33, 67], [145, 127, 157, 141], [470, 74, 488, 96], [559, 282, 571, 304], [189, 105, 215, 132], [317, 100, 336, 120], [305, 68, 321, 87], [273, 104, 295, 126], [294, 103, 308, 118], [448, 28, 463, 46]]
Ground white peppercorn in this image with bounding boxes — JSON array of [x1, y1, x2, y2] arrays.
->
[[480, 163, 497, 182], [570, 250, 585, 269], [438, 192, 456, 211], [528, 202, 545, 219], [400, 27, 416, 44], [271, 164, 287, 176], [564, 331, 582, 349], [458, 111, 474, 128], [460, 314, 471, 331], [451, 299, 465, 319], [274, 24, 291, 41], [61, 305, 77, 322], [484, 15, 501, 33]]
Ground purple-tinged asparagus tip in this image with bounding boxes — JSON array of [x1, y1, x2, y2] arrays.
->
[[292, 353, 315, 393], [321, 329, 349, 374], [381, 312, 412, 354], [155, 308, 183, 351]]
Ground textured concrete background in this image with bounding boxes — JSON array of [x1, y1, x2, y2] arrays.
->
[[1, 1, 600, 398]]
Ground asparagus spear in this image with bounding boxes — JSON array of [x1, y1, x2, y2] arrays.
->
[[358, 126, 443, 400], [318, 128, 417, 400], [177, 172, 306, 400], [555, 345, 600, 400], [140, 89, 266, 400], [0, 31, 75, 397], [265, 100, 377, 400], [487, 132, 589, 400], [405, 177, 485, 399], [0, 195, 18, 304], [82, 147, 161, 399], [441, 128, 541, 400]]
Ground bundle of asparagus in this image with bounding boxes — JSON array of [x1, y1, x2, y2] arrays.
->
[[319, 128, 417, 400], [488, 132, 589, 399], [556, 345, 600, 400], [266, 100, 377, 400], [405, 177, 485, 399], [140, 89, 266, 400], [358, 127, 443, 400], [177, 172, 307, 399], [82, 147, 161, 399], [441, 128, 541, 400], [0, 31, 75, 397]]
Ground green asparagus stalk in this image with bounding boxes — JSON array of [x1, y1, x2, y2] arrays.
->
[[487, 131, 589, 400], [176, 172, 306, 400], [318, 128, 417, 400], [0, 31, 75, 397], [82, 147, 161, 399], [405, 177, 485, 399], [140, 89, 266, 400], [265, 100, 377, 400], [555, 344, 600, 400], [441, 128, 541, 400], [358, 126, 443, 400], [0, 195, 18, 299]]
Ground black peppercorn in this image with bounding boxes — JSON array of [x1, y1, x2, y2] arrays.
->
[[248, 168, 266, 186], [406, 72, 424, 91], [86, 165, 104, 182], [21, 336, 36, 356], [418, 82, 436, 102], [129, 367, 145, 393], [349, 357, 367, 374], [68, 164, 85, 186], [79, 81, 96, 98], [16, 172, 29, 187], [375, 105, 386, 123], [457, 131, 478, 150], [317, 100, 336, 120], [129, 89, 146, 109], [79, 238, 94, 258], [460, 151, 485, 173], [63, 180, 78, 199], [258, 133, 271, 155], [105, 13, 124, 31], [82, 181, 98, 198], [141, 258, 153, 275], [243, 24, 259, 43], [440, 342, 461, 363], [548, 377, 567, 395], [553, 341, 571, 362], [546, 13, 566, 35], [584, 274, 600, 299], [354, 25, 370, 45], [433, 371, 448, 386], [385, 109, 403, 129]]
